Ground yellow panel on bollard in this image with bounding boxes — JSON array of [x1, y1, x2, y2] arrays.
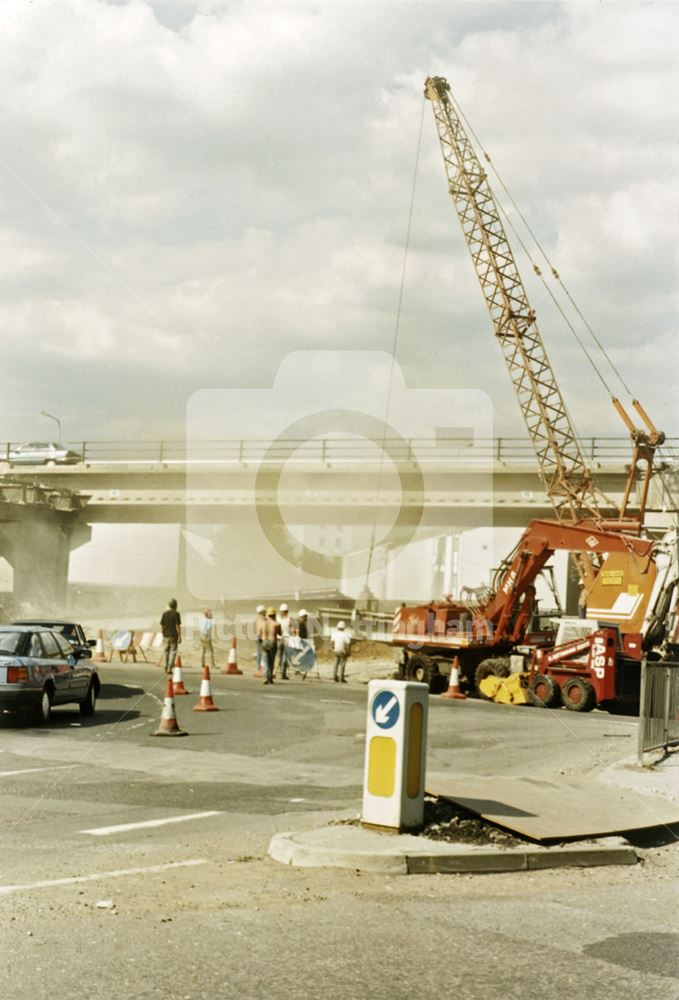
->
[[367, 737, 396, 797], [362, 680, 429, 832]]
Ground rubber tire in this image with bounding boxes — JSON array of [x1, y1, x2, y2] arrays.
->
[[79, 682, 97, 717], [429, 672, 450, 695], [475, 658, 511, 698], [562, 676, 596, 713], [407, 654, 436, 687], [36, 687, 53, 724], [529, 673, 561, 708]]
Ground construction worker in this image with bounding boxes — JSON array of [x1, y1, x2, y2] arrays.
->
[[199, 608, 215, 670], [255, 604, 267, 673], [260, 607, 280, 685], [277, 603, 292, 679], [160, 598, 182, 674], [331, 620, 352, 683]]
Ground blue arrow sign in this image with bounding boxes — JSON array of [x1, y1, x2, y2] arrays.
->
[[371, 690, 400, 730]]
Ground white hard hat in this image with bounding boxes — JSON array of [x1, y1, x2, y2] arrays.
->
[[256, 605, 265, 613], [298, 608, 308, 617], [337, 621, 346, 629], [279, 603, 288, 612]]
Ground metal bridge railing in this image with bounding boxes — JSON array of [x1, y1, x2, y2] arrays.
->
[[3, 437, 679, 467], [638, 660, 679, 763]]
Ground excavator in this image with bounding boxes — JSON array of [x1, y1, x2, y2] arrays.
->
[[393, 76, 679, 712]]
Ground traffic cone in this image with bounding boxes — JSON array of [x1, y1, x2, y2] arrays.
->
[[92, 629, 107, 664], [172, 662, 189, 695], [193, 665, 219, 712], [440, 656, 467, 700], [222, 636, 243, 676], [152, 676, 187, 737]]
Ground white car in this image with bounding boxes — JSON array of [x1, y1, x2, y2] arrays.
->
[[8, 442, 82, 466]]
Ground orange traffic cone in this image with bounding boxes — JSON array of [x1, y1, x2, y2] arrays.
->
[[172, 662, 189, 695], [193, 665, 219, 712], [152, 676, 187, 736], [440, 656, 467, 700], [222, 636, 243, 676], [92, 628, 107, 664]]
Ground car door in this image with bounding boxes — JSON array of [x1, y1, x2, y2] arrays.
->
[[39, 630, 72, 704], [55, 633, 88, 701]]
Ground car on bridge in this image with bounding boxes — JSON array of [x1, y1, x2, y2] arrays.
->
[[0, 626, 99, 723], [7, 442, 82, 466]]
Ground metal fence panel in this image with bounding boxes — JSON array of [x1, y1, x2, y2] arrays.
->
[[638, 660, 679, 762]]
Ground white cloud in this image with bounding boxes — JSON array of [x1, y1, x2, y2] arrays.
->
[[0, 0, 676, 448]]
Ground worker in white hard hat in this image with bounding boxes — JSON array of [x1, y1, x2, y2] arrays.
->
[[277, 603, 292, 679], [331, 620, 352, 683], [255, 605, 267, 675]]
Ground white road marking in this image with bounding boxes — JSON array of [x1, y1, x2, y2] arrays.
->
[[82, 810, 223, 836], [0, 765, 77, 778], [0, 860, 207, 896]]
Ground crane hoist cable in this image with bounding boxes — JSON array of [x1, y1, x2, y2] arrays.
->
[[363, 93, 427, 587], [450, 93, 635, 400]]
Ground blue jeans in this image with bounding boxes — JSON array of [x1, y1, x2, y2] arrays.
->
[[262, 641, 276, 682], [334, 654, 347, 681]]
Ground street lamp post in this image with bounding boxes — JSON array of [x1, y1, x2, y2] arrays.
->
[[40, 410, 61, 444]]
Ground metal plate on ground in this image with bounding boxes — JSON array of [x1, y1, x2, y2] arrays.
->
[[426, 774, 679, 841]]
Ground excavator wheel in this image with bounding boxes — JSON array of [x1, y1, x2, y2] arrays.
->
[[407, 654, 438, 688], [529, 673, 561, 709], [561, 676, 596, 713], [475, 658, 511, 698]]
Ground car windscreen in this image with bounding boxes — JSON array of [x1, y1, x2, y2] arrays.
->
[[0, 632, 24, 655]]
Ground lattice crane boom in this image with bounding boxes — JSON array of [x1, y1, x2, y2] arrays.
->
[[424, 75, 609, 529]]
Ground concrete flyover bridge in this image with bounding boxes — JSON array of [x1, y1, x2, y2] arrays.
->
[[2, 436, 676, 605], [2, 435, 677, 527]]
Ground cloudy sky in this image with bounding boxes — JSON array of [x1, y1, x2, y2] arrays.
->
[[0, 0, 677, 449]]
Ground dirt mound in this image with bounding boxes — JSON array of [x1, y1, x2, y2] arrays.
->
[[420, 796, 524, 848]]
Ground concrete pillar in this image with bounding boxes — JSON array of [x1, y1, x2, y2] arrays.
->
[[0, 512, 91, 609]]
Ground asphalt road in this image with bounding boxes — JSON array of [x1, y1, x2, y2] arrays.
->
[[0, 663, 677, 1000]]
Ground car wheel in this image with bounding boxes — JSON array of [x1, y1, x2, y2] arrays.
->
[[45, 460, 56, 467], [79, 682, 97, 717], [36, 687, 53, 724]]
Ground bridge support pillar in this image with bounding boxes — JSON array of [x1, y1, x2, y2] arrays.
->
[[0, 511, 91, 609]]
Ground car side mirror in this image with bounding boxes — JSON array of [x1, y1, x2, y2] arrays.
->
[[87, 639, 97, 647]]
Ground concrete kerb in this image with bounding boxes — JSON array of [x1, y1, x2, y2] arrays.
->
[[268, 825, 637, 875]]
